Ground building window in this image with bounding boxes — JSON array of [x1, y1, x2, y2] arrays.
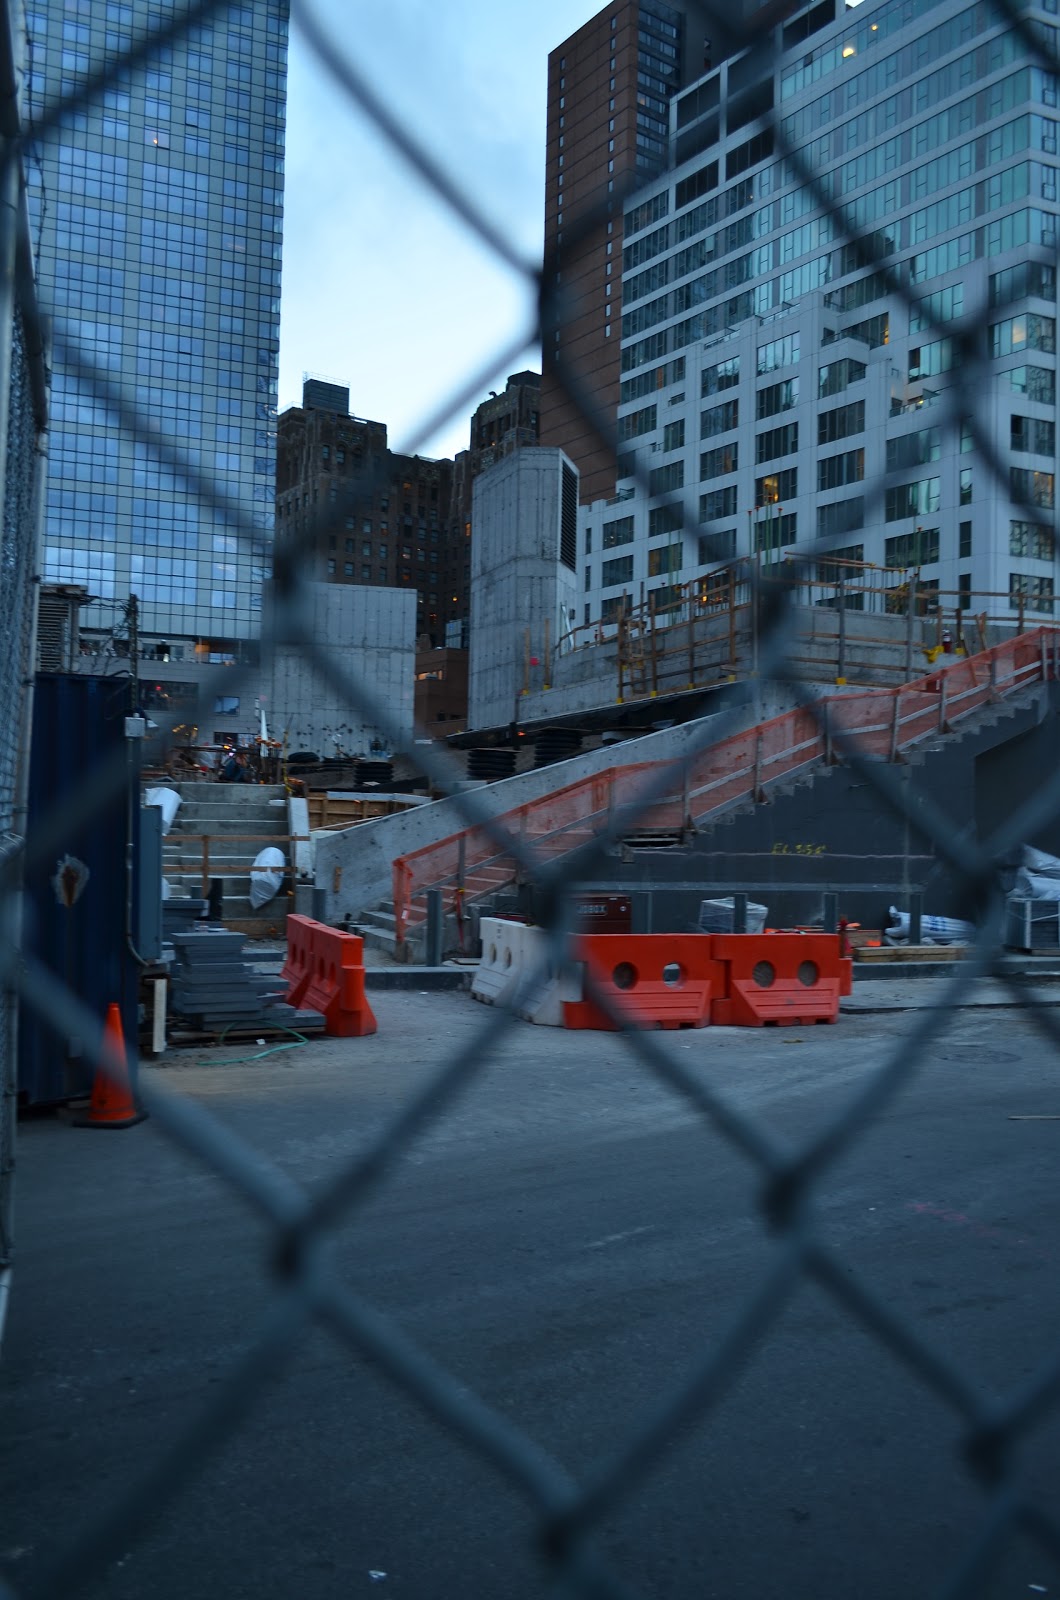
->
[[649, 461, 684, 495], [885, 428, 939, 471], [991, 313, 1056, 357], [700, 486, 739, 522], [602, 555, 634, 588], [754, 512, 797, 555], [1010, 573, 1055, 613], [959, 521, 972, 559], [648, 544, 682, 577], [1010, 518, 1056, 559], [756, 423, 798, 463], [758, 378, 800, 419], [755, 467, 797, 506], [756, 333, 799, 375], [885, 478, 941, 521], [703, 356, 740, 396], [817, 497, 864, 538], [818, 449, 864, 490], [701, 398, 739, 437], [885, 527, 940, 567], [701, 442, 739, 478], [1011, 415, 1057, 454]]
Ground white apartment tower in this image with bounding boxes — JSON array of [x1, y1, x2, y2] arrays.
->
[[579, 0, 1060, 628]]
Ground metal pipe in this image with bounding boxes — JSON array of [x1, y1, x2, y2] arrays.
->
[[0, 139, 21, 525], [425, 887, 444, 967], [909, 891, 923, 947]]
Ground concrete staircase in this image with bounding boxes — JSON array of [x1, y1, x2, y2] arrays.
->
[[356, 862, 514, 956], [368, 669, 1056, 959], [162, 781, 292, 933]]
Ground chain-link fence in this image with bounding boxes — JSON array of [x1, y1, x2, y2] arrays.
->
[[0, 0, 50, 1357], [5, 0, 1060, 1594]]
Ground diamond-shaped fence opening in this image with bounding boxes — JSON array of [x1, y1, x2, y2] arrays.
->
[[2, 0, 1060, 1596]]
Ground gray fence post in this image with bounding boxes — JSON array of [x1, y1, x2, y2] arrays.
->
[[909, 891, 922, 947], [734, 892, 748, 935], [207, 879, 224, 924], [823, 891, 838, 934], [425, 888, 444, 967]]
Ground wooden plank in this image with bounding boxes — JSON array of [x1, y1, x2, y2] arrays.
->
[[854, 943, 968, 963]]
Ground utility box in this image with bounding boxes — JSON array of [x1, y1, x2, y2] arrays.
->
[[571, 894, 632, 933]]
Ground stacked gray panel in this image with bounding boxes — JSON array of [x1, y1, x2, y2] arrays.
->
[[169, 929, 324, 1034]]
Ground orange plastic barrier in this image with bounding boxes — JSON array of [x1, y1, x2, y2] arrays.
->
[[284, 915, 377, 1037], [281, 912, 316, 1008], [711, 934, 851, 1027], [563, 934, 723, 1031]]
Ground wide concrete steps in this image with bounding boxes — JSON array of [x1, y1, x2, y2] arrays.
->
[[158, 781, 294, 932]]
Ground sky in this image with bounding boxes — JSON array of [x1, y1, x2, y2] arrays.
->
[[277, 1, 605, 463]]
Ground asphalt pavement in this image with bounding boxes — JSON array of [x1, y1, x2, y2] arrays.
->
[[3, 989, 1060, 1600]]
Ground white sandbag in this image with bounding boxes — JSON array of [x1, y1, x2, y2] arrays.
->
[[886, 905, 976, 946], [249, 846, 285, 909], [145, 786, 181, 835], [1022, 845, 1060, 878], [1014, 869, 1060, 902]]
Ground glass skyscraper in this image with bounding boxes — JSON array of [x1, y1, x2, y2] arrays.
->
[[578, 0, 1060, 627], [27, 0, 287, 655]]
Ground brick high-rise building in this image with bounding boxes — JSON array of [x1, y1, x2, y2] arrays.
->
[[276, 381, 461, 645], [542, 0, 716, 504]]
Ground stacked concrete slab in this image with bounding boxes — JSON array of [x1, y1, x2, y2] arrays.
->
[[169, 928, 324, 1034]]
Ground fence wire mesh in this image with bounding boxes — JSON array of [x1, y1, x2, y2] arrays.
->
[[4, 0, 1060, 1596]]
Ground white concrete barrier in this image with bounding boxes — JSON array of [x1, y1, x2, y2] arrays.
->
[[471, 917, 585, 1023], [514, 956, 583, 1027], [471, 917, 526, 1006]]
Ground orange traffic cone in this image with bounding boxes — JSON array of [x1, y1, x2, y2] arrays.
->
[[74, 1003, 147, 1129]]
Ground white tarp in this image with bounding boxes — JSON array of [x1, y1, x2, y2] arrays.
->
[[1022, 845, 1060, 879], [1013, 868, 1060, 903], [885, 905, 976, 946], [145, 786, 181, 835], [249, 846, 285, 909]]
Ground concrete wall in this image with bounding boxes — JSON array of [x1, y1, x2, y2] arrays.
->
[[512, 602, 1017, 726], [468, 449, 579, 731], [265, 581, 415, 757]]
